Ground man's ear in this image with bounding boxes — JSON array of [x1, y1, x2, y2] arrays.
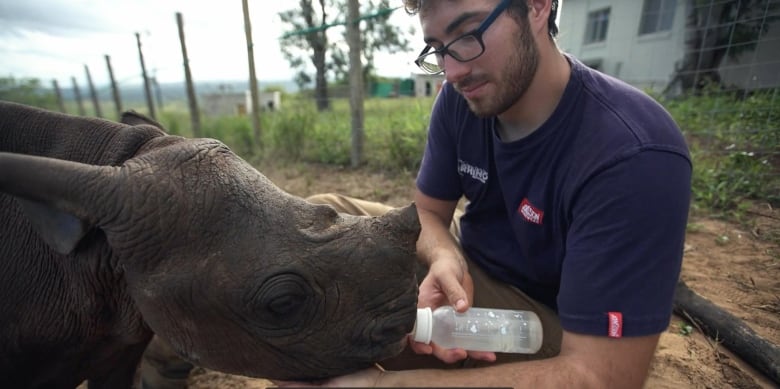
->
[[527, 0, 552, 35]]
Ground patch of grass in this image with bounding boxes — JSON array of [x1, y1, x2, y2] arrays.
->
[[686, 222, 704, 233], [678, 321, 694, 336], [660, 90, 779, 221], [715, 234, 731, 246]]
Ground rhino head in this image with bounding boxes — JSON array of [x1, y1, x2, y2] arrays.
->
[[0, 103, 420, 381]]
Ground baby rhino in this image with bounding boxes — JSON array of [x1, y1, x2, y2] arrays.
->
[[0, 101, 420, 388]]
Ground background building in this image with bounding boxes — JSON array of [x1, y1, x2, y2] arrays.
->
[[557, 0, 780, 94]]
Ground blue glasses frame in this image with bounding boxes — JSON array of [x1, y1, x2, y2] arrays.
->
[[414, 0, 512, 74]]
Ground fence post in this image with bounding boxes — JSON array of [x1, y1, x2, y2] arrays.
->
[[176, 12, 202, 138], [135, 32, 157, 120], [242, 0, 263, 150], [105, 55, 123, 119], [71, 76, 86, 116], [51, 79, 66, 113], [84, 64, 103, 118], [347, 0, 365, 168]]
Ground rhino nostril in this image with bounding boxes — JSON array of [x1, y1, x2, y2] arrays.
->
[[370, 323, 406, 343], [370, 313, 416, 344]]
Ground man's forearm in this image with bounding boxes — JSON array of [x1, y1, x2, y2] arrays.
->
[[415, 208, 466, 268], [376, 356, 597, 388], [374, 331, 658, 388]]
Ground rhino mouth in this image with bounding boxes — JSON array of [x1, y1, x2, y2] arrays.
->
[[370, 308, 416, 345], [363, 284, 418, 357]]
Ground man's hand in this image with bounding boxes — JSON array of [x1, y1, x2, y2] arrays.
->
[[410, 259, 497, 364], [417, 254, 473, 312]]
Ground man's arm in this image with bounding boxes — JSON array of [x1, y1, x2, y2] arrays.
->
[[378, 330, 660, 388], [412, 188, 495, 363], [413, 188, 463, 272], [414, 188, 477, 314]]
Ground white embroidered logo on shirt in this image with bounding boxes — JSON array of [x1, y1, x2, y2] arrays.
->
[[518, 198, 544, 225], [457, 159, 488, 183]]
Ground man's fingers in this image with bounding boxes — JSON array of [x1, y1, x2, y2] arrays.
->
[[467, 350, 497, 362], [431, 344, 469, 364], [439, 272, 469, 310], [409, 338, 434, 354]]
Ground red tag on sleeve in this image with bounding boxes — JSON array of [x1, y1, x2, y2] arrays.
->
[[608, 312, 623, 338]]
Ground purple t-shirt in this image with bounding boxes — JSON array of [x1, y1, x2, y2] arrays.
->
[[416, 55, 691, 337]]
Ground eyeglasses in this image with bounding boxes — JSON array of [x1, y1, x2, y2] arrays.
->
[[414, 0, 511, 75]]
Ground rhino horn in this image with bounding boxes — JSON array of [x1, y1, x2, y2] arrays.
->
[[377, 203, 421, 248], [0, 152, 119, 254]]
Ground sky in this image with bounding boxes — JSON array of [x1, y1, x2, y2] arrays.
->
[[0, 0, 425, 89]]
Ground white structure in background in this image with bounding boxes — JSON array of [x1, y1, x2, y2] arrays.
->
[[201, 91, 281, 117], [557, 0, 780, 92], [413, 73, 445, 97], [246, 90, 281, 113]]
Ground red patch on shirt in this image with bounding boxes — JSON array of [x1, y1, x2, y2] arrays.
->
[[608, 312, 623, 338], [518, 198, 544, 225]]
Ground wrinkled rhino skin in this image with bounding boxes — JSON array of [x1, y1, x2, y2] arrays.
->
[[0, 101, 421, 388]]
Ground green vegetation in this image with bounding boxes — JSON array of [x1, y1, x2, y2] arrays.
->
[[0, 77, 59, 110], [660, 90, 779, 215], [2, 75, 778, 223], [677, 321, 694, 336]]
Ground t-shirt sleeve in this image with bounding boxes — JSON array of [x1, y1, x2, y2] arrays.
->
[[416, 83, 463, 201], [557, 149, 692, 337]]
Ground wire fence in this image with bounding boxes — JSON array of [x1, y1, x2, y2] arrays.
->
[[664, 0, 780, 209]]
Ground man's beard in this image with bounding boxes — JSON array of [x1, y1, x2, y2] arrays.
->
[[460, 21, 539, 118]]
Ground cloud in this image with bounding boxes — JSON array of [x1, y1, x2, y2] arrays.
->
[[0, 1, 423, 86], [0, 0, 128, 37]]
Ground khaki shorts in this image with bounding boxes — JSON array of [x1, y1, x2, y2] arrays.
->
[[306, 193, 562, 369]]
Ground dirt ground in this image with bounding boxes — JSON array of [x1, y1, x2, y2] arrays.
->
[[187, 161, 779, 389]]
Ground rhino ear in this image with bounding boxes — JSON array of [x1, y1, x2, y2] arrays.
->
[[0, 152, 117, 255], [16, 198, 91, 255], [120, 110, 166, 130]]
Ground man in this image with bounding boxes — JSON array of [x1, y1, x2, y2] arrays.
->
[[280, 0, 692, 387]]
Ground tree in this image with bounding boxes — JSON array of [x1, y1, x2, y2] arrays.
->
[[667, 0, 780, 94], [279, 0, 411, 111]]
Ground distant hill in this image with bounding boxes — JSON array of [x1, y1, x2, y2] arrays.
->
[[59, 79, 298, 104]]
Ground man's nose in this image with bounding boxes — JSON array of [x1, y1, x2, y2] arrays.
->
[[443, 55, 470, 84]]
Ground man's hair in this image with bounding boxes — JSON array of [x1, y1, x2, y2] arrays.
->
[[403, 0, 559, 38]]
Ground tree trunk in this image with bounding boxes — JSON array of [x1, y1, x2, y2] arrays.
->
[[313, 45, 330, 112], [307, 0, 330, 112], [673, 280, 780, 385]]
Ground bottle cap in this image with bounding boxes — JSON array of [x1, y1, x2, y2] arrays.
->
[[412, 307, 432, 344]]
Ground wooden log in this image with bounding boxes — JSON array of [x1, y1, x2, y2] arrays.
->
[[673, 279, 780, 385]]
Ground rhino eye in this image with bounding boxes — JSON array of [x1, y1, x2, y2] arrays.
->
[[267, 293, 306, 315], [254, 273, 312, 320]]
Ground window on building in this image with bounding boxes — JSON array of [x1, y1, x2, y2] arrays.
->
[[583, 59, 604, 72], [584, 8, 611, 44], [639, 0, 677, 35]]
